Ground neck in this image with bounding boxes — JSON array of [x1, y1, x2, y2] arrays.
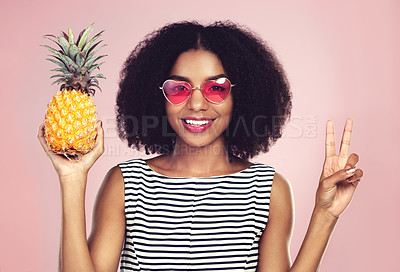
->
[[168, 137, 231, 175]]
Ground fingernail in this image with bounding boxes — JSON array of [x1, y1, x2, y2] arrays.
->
[[346, 168, 356, 175]]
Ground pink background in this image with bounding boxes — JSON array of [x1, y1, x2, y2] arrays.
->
[[1, 1, 399, 271]]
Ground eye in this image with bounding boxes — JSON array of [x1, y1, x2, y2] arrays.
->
[[172, 84, 189, 92], [208, 84, 225, 92]]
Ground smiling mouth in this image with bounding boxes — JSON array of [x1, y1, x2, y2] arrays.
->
[[182, 119, 215, 126]]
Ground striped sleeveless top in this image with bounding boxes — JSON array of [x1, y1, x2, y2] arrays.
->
[[118, 158, 275, 272]]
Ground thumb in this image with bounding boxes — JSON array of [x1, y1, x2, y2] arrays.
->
[[91, 120, 105, 158], [81, 120, 104, 165]]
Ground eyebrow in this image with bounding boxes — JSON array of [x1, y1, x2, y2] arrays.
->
[[168, 74, 228, 82]]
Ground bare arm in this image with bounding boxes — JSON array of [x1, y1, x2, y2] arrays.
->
[[88, 166, 125, 271], [257, 119, 364, 272], [256, 172, 294, 272], [38, 122, 125, 271]]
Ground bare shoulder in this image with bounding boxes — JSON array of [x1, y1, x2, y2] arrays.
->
[[271, 172, 293, 200], [90, 166, 125, 229], [88, 166, 125, 270], [269, 172, 294, 223], [257, 172, 294, 270], [103, 165, 124, 186], [94, 165, 125, 217], [95, 166, 125, 202], [105, 165, 124, 181]]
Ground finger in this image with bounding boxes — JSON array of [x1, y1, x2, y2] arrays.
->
[[38, 123, 62, 163], [346, 168, 363, 183], [325, 120, 336, 158], [338, 118, 353, 161], [37, 122, 44, 139], [86, 120, 104, 160], [37, 123, 51, 153], [344, 153, 359, 169], [93, 120, 104, 151], [322, 167, 358, 188]]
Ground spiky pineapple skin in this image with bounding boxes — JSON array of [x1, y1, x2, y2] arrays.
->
[[45, 89, 97, 156], [42, 24, 106, 157]]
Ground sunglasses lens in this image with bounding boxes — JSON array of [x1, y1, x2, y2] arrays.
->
[[163, 80, 191, 105], [202, 78, 231, 103]]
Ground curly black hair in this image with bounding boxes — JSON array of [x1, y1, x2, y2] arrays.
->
[[116, 21, 292, 159]]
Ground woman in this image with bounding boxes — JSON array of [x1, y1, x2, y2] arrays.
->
[[38, 21, 363, 271]]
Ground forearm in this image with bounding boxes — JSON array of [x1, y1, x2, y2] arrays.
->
[[59, 175, 95, 272], [290, 207, 338, 272]]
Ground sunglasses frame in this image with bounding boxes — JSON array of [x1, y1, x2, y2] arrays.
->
[[159, 77, 234, 106]]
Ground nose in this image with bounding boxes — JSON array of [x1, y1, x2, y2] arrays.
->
[[186, 88, 209, 111]]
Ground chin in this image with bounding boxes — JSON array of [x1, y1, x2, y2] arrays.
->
[[176, 134, 226, 150]]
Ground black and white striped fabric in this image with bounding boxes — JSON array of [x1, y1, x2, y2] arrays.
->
[[118, 158, 275, 272]]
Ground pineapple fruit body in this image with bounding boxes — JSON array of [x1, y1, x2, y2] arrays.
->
[[45, 89, 97, 156], [42, 24, 106, 158]]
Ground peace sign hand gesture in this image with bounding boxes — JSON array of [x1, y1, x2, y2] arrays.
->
[[316, 119, 364, 218]]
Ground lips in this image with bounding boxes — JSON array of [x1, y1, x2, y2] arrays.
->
[[181, 117, 216, 133]]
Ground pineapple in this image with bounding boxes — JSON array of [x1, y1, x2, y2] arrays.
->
[[43, 24, 106, 158]]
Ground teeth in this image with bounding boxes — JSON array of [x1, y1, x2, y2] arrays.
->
[[183, 119, 214, 126]]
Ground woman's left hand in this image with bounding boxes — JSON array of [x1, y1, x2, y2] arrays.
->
[[316, 118, 364, 218]]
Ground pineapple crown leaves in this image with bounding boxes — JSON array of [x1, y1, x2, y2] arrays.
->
[[42, 24, 107, 95]]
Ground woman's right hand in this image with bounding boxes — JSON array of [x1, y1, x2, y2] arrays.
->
[[37, 121, 104, 181]]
